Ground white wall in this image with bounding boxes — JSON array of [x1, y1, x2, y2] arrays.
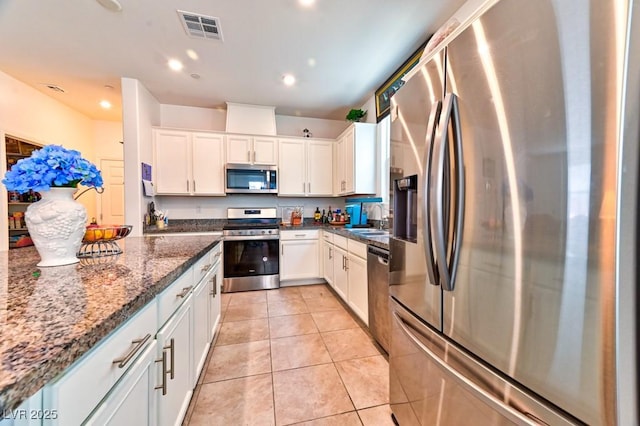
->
[[122, 78, 160, 237], [160, 104, 226, 131], [94, 120, 124, 161], [0, 70, 101, 251], [275, 115, 348, 139], [155, 195, 344, 222]]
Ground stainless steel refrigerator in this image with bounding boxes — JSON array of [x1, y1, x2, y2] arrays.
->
[[388, 0, 639, 424]]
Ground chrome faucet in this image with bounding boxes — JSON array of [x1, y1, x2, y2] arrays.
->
[[372, 203, 387, 230]]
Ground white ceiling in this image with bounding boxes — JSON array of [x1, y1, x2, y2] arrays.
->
[[0, 0, 466, 122]]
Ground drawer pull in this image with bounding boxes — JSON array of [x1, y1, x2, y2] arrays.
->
[[155, 351, 168, 395], [295, 234, 306, 237], [112, 334, 151, 368], [176, 286, 193, 299], [201, 264, 212, 272], [164, 338, 175, 380]]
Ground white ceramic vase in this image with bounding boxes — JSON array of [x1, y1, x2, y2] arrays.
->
[[25, 187, 87, 267]]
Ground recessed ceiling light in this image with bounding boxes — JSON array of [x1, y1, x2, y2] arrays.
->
[[299, 0, 315, 6], [283, 74, 296, 86], [99, 100, 112, 109], [168, 59, 184, 71], [96, 0, 122, 12], [307, 58, 316, 67], [186, 49, 199, 60]]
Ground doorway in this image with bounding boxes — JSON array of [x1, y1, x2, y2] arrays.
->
[[98, 159, 124, 225]]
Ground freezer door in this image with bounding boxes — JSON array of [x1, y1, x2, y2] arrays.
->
[[390, 300, 575, 426], [442, 0, 618, 424], [389, 49, 446, 331]]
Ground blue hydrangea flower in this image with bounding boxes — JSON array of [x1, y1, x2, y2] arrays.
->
[[2, 145, 104, 193]]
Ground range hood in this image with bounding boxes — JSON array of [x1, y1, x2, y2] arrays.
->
[[225, 102, 277, 135]]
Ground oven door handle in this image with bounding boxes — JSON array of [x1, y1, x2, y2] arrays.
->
[[223, 235, 280, 241]]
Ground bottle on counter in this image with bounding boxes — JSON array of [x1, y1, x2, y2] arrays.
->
[[321, 209, 327, 223], [314, 207, 321, 223], [328, 206, 333, 223]]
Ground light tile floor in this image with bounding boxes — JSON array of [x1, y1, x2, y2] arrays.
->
[[183, 283, 396, 426]]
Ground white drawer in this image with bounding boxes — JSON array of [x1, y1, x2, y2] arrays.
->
[[280, 229, 319, 240], [333, 234, 348, 250], [157, 268, 194, 327], [43, 301, 157, 426], [348, 239, 367, 259], [193, 249, 215, 285], [322, 230, 334, 243]]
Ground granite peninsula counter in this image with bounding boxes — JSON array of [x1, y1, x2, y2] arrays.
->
[[0, 234, 221, 413]]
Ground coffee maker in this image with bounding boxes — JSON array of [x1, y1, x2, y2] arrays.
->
[[345, 197, 382, 228]]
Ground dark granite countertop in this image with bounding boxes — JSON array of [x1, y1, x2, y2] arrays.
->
[[144, 219, 389, 250], [0, 234, 221, 412]]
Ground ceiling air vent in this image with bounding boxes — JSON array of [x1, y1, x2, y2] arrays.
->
[[177, 10, 223, 41], [41, 83, 65, 93]]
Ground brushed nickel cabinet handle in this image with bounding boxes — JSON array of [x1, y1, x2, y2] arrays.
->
[[329, 247, 332, 259], [176, 286, 193, 299], [155, 351, 168, 395], [201, 264, 212, 272], [187, 180, 190, 192], [193, 180, 196, 192], [210, 275, 217, 298], [164, 337, 175, 380], [248, 150, 251, 162], [112, 333, 151, 368]]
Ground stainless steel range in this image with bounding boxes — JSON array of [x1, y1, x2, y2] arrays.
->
[[222, 208, 280, 293]]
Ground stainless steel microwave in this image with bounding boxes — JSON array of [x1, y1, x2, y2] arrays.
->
[[225, 164, 278, 194]]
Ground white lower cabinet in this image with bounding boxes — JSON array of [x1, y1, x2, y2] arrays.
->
[[192, 269, 213, 386], [38, 243, 222, 426], [328, 234, 369, 325], [333, 245, 349, 301], [347, 251, 368, 325], [280, 230, 320, 281], [42, 302, 158, 426], [85, 340, 158, 426], [156, 297, 193, 426], [322, 240, 334, 286]]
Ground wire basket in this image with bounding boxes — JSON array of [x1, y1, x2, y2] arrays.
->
[[77, 225, 132, 259]]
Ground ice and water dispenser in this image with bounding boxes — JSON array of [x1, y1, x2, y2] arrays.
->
[[392, 175, 418, 242]]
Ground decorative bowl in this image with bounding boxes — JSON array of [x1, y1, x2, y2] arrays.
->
[[82, 225, 132, 243]]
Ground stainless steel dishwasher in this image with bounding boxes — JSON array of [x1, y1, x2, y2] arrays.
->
[[367, 245, 390, 353]]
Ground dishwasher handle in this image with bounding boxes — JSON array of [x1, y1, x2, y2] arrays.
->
[[367, 245, 389, 261]]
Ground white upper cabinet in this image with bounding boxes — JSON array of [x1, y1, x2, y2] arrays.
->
[[153, 129, 225, 196], [279, 138, 333, 196], [334, 123, 376, 195], [226, 134, 278, 165]]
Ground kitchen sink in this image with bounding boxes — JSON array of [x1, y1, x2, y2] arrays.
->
[[348, 229, 389, 236]]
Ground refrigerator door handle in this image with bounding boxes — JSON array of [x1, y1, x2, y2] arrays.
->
[[392, 311, 539, 426], [422, 100, 442, 286], [447, 93, 465, 288], [432, 93, 464, 291]]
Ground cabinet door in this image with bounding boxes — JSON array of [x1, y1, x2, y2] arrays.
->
[[280, 239, 320, 280], [252, 136, 278, 165], [333, 246, 348, 301], [154, 130, 191, 194], [192, 133, 225, 195], [226, 135, 252, 164], [209, 261, 222, 341], [192, 272, 212, 387], [278, 139, 306, 196], [307, 140, 333, 196], [85, 341, 158, 426], [157, 301, 193, 426], [342, 127, 355, 194], [335, 136, 347, 195], [347, 253, 368, 325], [322, 241, 334, 286]]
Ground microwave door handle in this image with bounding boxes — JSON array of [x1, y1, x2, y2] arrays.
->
[[423, 100, 442, 286]]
